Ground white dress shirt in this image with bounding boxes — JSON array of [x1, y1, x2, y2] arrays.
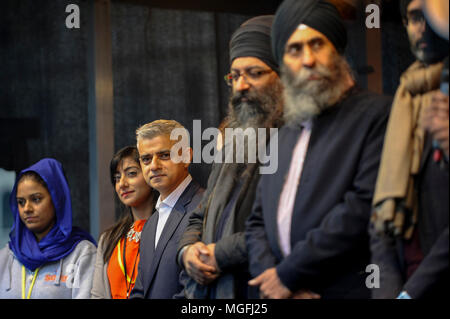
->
[[277, 121, 312, 257], [154, 174, 192, 249]]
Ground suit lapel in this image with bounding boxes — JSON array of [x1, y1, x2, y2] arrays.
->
[[154, 207, 184, 257], [144, 181, 199, 294], [289, 115, 327, 219], [142, 211, 158, 297], [145, 211, 158, 256], [269, 126, 302, 259]]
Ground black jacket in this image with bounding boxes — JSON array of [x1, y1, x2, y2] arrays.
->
[[246, 88, 392, 298], [129, 180, 204, 299]]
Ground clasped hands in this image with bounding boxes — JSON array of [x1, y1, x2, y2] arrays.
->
[[182, 242, 320, 299], [182, 242, 220, 286]]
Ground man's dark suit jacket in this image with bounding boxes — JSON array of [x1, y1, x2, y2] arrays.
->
[[246, 88, 392, 298], [129, 180, 204, 299]]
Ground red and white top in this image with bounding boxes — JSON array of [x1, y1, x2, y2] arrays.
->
[[107, 219, 146, 299]]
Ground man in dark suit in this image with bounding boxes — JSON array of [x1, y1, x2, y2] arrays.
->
[[129, 120, 204, 299], [177, 15, 283, 299], [370, 0, 448, 299], [245, 0, 391, 299]]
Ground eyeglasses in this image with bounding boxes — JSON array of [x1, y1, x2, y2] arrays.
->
[[406, 9, 425, 26], [224, 68, 273, 87]]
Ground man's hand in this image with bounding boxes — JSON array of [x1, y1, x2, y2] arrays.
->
[[198, 243, 220, 272], [248, 267, 292, 299], [421, 90, 449, 157], [182, 242, 219, 286]]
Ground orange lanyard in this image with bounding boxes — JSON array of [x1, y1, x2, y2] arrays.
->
[[116, 238, 139, 298]]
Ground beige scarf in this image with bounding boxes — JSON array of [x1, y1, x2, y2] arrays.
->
[[371, 61, 443, 240]]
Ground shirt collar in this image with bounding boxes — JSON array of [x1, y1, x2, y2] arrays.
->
[[155, 174, 192, 211]]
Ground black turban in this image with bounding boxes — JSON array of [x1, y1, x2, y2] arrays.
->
[[271, 0, 347, 66], [229, 15, 279, 74]]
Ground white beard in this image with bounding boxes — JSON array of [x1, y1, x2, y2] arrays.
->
[[283, 89, 322, 124], [281, 55, 353, 126]]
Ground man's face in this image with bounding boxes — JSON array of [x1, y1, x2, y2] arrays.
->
[[137, 135, 190, 200], [228, 57, 282, 126], [283, 25, 337, 77], [281, 25, 351, 124], [404, 0, 448, 64]]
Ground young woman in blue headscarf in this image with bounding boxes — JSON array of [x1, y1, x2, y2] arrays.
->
[[0, 158, 97, 299]]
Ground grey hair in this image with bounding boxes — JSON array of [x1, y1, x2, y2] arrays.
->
[[136, 119, 186, 143]]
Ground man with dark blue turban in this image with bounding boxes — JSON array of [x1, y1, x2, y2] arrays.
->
[[177, 15, 284, 299], [246, 0, 392, 298]]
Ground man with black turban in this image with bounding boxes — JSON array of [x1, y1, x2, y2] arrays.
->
[[246, 0, 392, 298], [177, 15, 283, 299], [370, 0, 448, 299]]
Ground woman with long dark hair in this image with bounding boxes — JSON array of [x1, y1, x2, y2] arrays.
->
[[91, 146, 157, 299]]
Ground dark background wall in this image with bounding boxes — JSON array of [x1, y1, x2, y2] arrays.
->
[[0, 0, 92, 234], [0, 0, 415, 240]]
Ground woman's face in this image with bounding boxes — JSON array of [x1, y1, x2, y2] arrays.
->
[[114, 156, 153, 208], [16, 177, 56, 241]]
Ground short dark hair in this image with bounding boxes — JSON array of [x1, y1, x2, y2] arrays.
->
[[399, 0, 413, 19], [136, 119, 185, 144]]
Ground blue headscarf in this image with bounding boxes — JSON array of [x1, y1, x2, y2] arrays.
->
[[8, 158, 96, 271]]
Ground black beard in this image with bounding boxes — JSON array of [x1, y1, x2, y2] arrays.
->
[[219, 82, 283, 166], [412, 25, 448, 65], [230, 91, 267, 127], [227, 83, 283, 130]]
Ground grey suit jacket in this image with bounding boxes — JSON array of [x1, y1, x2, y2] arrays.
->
[[90, 233, 112, 299]]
